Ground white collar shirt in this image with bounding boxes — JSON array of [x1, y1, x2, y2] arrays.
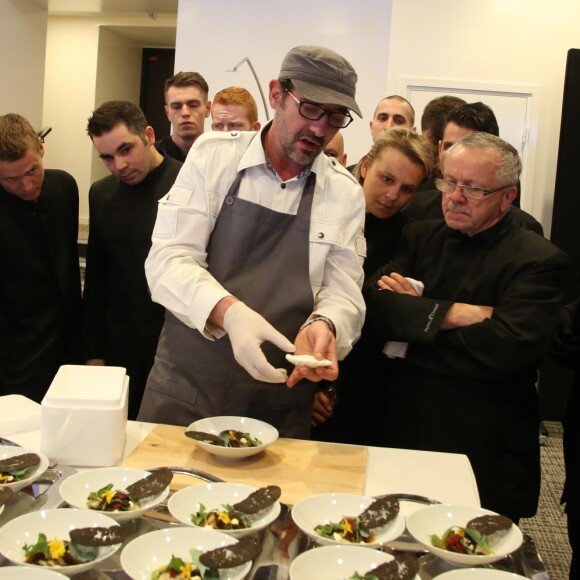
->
[[145, 124, 366, 359]]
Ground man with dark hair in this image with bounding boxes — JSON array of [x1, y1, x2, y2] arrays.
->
[[439, 102, 500, 164], [211, 86, 261, 132], [420, 95, 466, 172], [0, 113, 82, 402], [84, 100, 182, 418], [366, 132, 568, 522], [370, 95, 415, 142], [405, 102, 541, 231], [138, 46, 366, 438], [155, 71, 211, 162]]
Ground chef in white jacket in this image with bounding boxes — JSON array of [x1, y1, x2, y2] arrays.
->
[[138, 45, 366, 438]]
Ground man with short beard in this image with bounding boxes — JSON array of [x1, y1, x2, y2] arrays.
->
[[138, 46, 366, 438], [84, 101, 182, 419]]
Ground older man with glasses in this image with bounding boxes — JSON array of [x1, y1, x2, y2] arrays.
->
[[363, 132, 568, 523], [137, 46, 366, 439], [405, 102, 543, 234]]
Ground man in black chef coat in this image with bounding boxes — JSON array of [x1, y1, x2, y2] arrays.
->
[[365, 132, 568, 522], [83, 101, 182, 418], [155, 71, 211, 163], [0, 113, 82, 402]]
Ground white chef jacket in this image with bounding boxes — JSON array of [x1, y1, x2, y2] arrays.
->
[[145, 125, 367, 360]]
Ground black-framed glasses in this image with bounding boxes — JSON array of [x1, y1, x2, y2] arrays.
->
[[285, 90, 353, 129], [435, 178, 515, 201]]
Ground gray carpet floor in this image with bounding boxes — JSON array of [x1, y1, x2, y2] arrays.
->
[[520, 421, 571, 579]]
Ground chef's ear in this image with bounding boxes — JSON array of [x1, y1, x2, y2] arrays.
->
[[269, 80, 284, 109]]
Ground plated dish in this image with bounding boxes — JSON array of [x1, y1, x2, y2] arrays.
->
[[58, 466, 171, 523], [0, 567, 69, 579], [406, 504, 523, 566], [168, 482, 281, 538], [120, 526, 253, 580], [0, 486, 11, 518], [289, 544, 419, 580], [0, 508, 123, 576], [436, 570, 527, 579], [291, 493, 406, 548], [0, 444, 50, 492], [185, 416, 279, 459]]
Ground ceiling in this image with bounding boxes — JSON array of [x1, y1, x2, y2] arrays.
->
[[106, 25, 176, 46], [47, 0, 178, 15], [45, 0, 178, 47]]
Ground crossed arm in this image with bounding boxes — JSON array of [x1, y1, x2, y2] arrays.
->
[[377, 272, 494, 329]]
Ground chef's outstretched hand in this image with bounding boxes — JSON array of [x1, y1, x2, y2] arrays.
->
[[287, 321, 338, 388], [223, 301, 295, 383]]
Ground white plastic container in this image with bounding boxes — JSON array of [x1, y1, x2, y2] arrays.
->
[[40, 365, 129, 466], [0, 395, 41, 435]]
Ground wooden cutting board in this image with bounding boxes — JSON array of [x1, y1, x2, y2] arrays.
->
[[121, 424, 367, 505]]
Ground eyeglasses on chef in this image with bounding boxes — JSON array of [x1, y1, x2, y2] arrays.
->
[[435, 178, 516, 201], [285, 90, 353, 129]]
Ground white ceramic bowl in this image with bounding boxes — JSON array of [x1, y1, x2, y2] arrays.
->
[[406, 504, 523, 566], [0, 445, 50, 492], [168, 482, 281, 538], [186, 416, 279, 459], [291, 493, 406, 548], [437, 570, 527, 579], [0, 567, 68, 579], [289, 544, 420, 579], [0, 508, 122, 577], [59, 466, 170, 523], [120, 526, 252, 580], [0, 487, 9, 518]]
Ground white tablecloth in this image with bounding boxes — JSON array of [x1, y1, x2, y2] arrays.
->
[[3, 420, 480, 510]]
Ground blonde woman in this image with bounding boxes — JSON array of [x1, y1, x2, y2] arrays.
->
[[313, 128, 433, 442], [354, 127, 433, 280]]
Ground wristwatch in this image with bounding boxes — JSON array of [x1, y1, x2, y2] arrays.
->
[[299, 316, 336, 336]]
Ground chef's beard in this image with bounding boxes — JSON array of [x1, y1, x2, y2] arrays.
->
[[281, 129, 325, 166]]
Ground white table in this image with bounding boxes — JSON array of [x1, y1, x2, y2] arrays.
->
[[5, 420, 480, 511]]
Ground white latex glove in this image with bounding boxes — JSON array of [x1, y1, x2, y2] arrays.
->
[[223, 301, 295, 383]]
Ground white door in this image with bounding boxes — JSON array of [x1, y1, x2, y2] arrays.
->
[[399, 77, 540, 214]]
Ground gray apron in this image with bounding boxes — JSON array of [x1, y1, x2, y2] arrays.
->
[[138, 169, 317, 438]]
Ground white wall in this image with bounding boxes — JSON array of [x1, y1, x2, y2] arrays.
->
[[387, 0, 580, 234], [42, 16, 99, 224], [175, 0, 393, 168], [175, 0, 580, 234], [0, 0, 48, 127], [91, 26, 144, 184], [35, 1, 580, 231]]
